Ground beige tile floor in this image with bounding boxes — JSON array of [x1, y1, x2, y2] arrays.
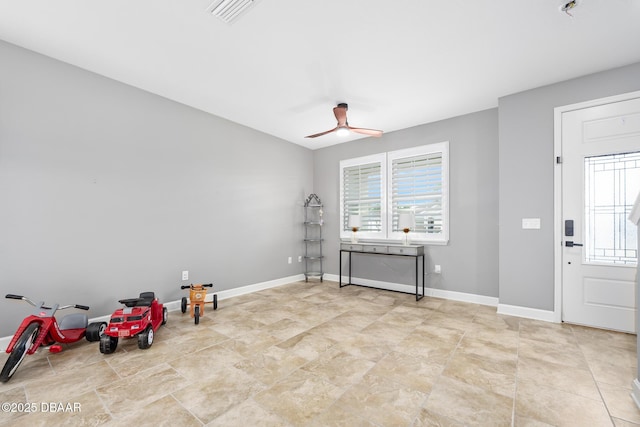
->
[[0, 280, 638, 426]]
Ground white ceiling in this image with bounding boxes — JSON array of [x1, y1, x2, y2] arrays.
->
[[1, 0, 639, 149]]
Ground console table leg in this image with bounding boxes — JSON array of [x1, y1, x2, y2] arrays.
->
[[415, 255, 419, 301], [422, 254, 425, 299], [414, 254, 425, 301], [339, 250, 342, 287]]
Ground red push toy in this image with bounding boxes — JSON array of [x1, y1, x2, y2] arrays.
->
[[1, 294, 106, 383], [99, 292, 167, 354]]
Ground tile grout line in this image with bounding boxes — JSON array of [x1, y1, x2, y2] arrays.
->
[[511, 317, 520, 427], [411, 307, 474, 426], [252, 295, 396, 427], [570, 324, 617, 426], [168, 392, 206, 426]]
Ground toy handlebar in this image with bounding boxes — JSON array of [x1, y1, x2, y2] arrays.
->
[[180, 283, 213, 289], [55, 304, 90, 310], [6, 294, 90, 311]]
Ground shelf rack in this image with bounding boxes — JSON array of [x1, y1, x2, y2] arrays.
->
[[303, 193, 324, 282]]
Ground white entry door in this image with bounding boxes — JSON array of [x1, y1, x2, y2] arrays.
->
[[561, 96, 640, 333]]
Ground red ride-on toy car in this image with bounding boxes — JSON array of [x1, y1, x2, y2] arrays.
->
[[180, 283, 217, 324], [100, 292, 167, 354]]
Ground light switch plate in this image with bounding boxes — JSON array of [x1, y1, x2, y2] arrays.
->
[[522, 218, 541, 229]]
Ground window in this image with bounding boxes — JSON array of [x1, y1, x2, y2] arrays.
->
[[340, 153, 386, 240], [340, 142, 449, 244]]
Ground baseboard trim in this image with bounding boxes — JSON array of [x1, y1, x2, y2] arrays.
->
[[324, 274, 498, 307], [424, 287, 498, 307], [497, 303, 556, 323], [323, 274, 340, 283], [1, 275, 559, 350], [0, 336, 10, 353], [0, 274, 305, 351], [162, 274, 306, 313], [632, 378, 640, 410]]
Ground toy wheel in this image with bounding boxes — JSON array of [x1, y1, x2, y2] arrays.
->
[[0, 322, 39, 383], [138, 326, 154, 349], [213, 294, 218, 310], [181, 297, 187, 313], [86, 322, 107, 342], [162, 307, 168, 325], [99, 335, 118, 354], [194, 305, 200, 325]]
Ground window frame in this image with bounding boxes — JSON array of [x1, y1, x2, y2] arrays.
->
[[339, 153, 387, 241], [339, 142, 449, 245]]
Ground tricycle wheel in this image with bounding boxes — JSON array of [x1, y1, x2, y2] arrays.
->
[[86, 322, 107, 342], [99, 335, 118, 354], [194, 305, 200, 325], [213, 294, 218, 310], [0, 322, 40, 383], [162, 307, 168, 325], [181, 297, 187, 313], [138, 326, 154, 349]]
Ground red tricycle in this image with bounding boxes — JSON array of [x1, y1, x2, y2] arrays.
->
[[99, 292, 167, 354], [180, 283, 217, 324], [1, 294, 106, 383]]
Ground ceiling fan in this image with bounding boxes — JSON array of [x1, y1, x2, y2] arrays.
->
[[305, 103, 383, 139]]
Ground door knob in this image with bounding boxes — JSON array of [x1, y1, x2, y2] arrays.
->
[[565, 241, 583, 247]]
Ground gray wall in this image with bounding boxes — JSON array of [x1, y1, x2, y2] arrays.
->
[[313, 109, 499, 298], [2, 38, 639, 338], [0, 41, 313, 336], [498, 62, 640, 311]]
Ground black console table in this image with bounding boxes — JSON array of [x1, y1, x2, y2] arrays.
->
[[339, 243, 425, 301]]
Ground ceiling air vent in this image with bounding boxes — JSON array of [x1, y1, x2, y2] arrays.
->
[[207, 0, 258, 24]]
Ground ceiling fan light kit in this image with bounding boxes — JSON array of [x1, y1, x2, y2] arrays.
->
[[305, 103, 383, 139], [336, 127, 350, 137]]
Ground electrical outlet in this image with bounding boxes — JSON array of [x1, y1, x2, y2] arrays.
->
[[434, 265, 441, 274], [288, 257, 292, 264], [182, 270, 189, 281], [298, 255, 302, 262]]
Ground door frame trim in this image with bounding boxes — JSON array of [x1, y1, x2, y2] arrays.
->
[[553, 90, 640, 323]]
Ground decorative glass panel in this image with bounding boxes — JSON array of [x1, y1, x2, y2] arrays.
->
[[584, 152, 640, 265]]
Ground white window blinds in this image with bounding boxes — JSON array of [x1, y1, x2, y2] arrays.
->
[[339, 142, 448, 244], [342, 162, 383, 233], [390, 152, 443, 235]]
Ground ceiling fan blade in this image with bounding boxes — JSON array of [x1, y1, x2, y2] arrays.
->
[[305, 127, 338, 138], [349, 127, 383, 137], [333, 106, 348, 126]]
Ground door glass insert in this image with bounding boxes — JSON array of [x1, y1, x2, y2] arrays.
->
[[584, 151, 640, 265]]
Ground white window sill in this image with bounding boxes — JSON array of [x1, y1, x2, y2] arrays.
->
[[339, 238, 448, 246]]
